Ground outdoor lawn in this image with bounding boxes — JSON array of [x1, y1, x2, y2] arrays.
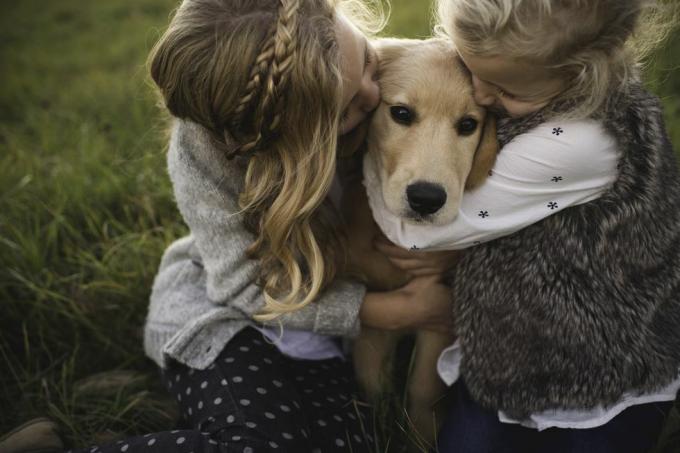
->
[[1, 0, 678, 451]]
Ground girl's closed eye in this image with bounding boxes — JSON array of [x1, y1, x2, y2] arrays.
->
[[496, 87, 516, 100], [369, 48, 380, 81], [365, 45, 372, 67]]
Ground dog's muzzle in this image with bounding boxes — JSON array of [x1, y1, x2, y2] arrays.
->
[[406, 182, 447, 215]]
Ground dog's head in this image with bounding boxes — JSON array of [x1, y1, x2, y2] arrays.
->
[[365, 38, 498, 226]]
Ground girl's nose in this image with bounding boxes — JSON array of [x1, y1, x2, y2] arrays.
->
[[359, 78, 380, 113], [472, 76, 497, 106]]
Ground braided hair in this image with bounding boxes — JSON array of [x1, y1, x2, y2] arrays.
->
[[230, 0, 302, 156], [150, 0, 383, 319]]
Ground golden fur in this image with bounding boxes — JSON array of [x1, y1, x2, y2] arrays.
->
[[365, 38, 497, 226], [346, 38, 497, 449]]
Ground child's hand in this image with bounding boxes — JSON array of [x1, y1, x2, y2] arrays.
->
[[374, 235, 461, 277], [349, 244, 413, 291], [360, 275, 454, 334], [400, 275, 455, 333]]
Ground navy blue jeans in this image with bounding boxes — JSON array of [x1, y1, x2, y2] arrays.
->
[[436, 381, 672, 453]]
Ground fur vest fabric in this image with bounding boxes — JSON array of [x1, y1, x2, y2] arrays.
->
[[454, 81, 680, 418]]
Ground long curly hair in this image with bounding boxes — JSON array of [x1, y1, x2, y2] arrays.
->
[[437, 0, 678, 119], [149, 0, 384, 321]]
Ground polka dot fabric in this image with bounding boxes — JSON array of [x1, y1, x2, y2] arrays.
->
[[67, 328, 374, 452]]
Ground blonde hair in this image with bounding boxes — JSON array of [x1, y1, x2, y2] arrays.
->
[[149, 0, 384, 322], [437, 0, 678, 119]]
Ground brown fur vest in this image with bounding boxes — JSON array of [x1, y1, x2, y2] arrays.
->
[[453, 81, 680, 418]]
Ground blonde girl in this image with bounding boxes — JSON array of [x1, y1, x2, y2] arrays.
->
[[370, 1, 680, 452], [62, 0, 457, 451]]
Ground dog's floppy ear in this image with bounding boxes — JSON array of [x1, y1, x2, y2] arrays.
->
[[373, 38, 419, 68], [465, 114, 499, 190]]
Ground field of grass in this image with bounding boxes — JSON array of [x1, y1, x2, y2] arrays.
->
[[1, 0, 678, 450]]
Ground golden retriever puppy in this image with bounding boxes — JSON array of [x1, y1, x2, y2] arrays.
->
[[344, 38, 498, 450]]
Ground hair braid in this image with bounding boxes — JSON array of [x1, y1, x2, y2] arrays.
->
[[229, 25, 277, 135], [229, 0, 301, 157], [259, 0, 300, 131], [150, 0, 387, 321]]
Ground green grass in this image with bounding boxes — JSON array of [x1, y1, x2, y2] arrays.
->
[[0, 0, 678, 451], [0, 0, 185, 444]]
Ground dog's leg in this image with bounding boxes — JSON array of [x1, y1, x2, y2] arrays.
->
[[405, 329, 456, 451], [353, 327, 401, 401]]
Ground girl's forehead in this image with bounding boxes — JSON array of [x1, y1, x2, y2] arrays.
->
[[335, 13, 366, 104], [459, 50, 556, 92], [335, 13, 364, 68]]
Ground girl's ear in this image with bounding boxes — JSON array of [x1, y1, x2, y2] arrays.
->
[[465, 114, 499, 190]]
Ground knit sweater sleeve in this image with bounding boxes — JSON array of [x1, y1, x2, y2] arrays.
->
[[167, 120, 365, 337], [367, 119, 620, 250]]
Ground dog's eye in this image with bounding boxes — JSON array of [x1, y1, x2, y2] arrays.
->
[[457, 117, 478, 135], [390, 106, 414, 125]]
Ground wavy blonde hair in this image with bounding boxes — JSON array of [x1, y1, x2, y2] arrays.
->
[[149, 0, 384, 321], [437, 0, 678, 119]]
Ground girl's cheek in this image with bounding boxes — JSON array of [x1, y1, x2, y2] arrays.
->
[[337, 119, 369, 156], [503, 98, 549, 118]]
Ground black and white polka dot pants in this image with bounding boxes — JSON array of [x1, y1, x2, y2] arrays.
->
[[68, 327, 374, 452]]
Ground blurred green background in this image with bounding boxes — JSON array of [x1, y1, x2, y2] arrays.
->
[[0, 0, 678, 450]]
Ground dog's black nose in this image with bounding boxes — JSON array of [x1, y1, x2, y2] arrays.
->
[[406, 182, 447, 215]]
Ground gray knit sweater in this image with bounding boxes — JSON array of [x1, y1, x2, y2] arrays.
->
[[454, 81, 680, 417], [143, 120, 366, 370]]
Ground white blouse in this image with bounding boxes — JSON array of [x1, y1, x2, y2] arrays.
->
[[365, 120, 619, 251], [257, 325, 344, 361], [366, 119, 680, 430]]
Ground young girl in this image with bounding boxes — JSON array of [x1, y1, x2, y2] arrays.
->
[[59, 0, 455, 452], [370, 0, 680, 452]]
